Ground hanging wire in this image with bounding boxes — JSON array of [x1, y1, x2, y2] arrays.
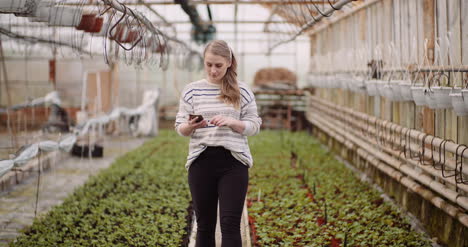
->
[[327, 0, 342, 11], [455, 145, 468, 184], [266, 0, 355, 54], [0, 0, 203, 70]]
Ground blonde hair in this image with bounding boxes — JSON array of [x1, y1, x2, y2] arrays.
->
[[204, 40, 240, 109]]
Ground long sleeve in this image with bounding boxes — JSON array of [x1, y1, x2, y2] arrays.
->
[[174, 85, 194, 136], [176, 79, 258, 169], [239, 85, 262, 136]]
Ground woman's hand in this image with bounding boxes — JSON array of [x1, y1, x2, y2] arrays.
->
[[210, 115, 246, 134], [188, 117, 208, 129], [178, 117, 208, 136], [210, 115, 235, 127]]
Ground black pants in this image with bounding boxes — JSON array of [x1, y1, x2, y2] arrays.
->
[[188, 146, 249, 247]]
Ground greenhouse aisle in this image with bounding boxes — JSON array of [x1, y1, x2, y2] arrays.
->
[[0, 136, 149, 247], [188, 203, 251, 247]]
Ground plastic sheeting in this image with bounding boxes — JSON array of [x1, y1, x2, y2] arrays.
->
[[75, 90, 160, 137], [136, 91, 160, 136], [0, 160, 14, 178], [0, 90, 159, 179], [13, 144, 39, 166], [8, 91, 62, 111], [8, 135, 77, 167]]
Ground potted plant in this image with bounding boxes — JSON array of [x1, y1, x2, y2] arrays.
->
[[461, 78, 468, 113], [450, 88, 468, 116], [424, 76, 438, 109], [154, 43, 166, 53], [76, 13, 97, 31], [372, 80, 386, 97], [0, 0, 32, 14], [410, 80, 427, 106], [431, 73, 452, 109], [123, 29, 139, 43], [397, 79, 413, 101], [28, 0, 54, 22], [365, 79, 380, 97], [86, 17, 104, 33]]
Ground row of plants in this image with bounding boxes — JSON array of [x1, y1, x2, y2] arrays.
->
[[247, 131, 432, 246], [11, 130, 192, 247]]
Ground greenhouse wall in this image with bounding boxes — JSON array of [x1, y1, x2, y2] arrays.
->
[[307, 0, 468, 246]]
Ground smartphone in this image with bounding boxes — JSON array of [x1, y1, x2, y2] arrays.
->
[[189, 114, 204, 123]]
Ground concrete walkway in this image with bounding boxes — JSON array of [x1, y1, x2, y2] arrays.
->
[[0, 136, 148, 247], [188, 203, 251, 247]]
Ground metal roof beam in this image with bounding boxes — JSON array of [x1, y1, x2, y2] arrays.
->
[[63, 1, 336, 6]]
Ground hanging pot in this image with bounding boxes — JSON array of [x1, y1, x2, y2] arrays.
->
[[314, 75, 323, 88], [397, 80, 413, 101], [365, 79, 379, 96], [123, 29, 138, 43], [48, 6, 82, 27], [342, 77, 351, 90], [28, 0, 55, 22], [316, 75, 323, 88], [381, 83, 394, 100], [354, 77, 366, 94], [390, 82, 403, 101], [424, 88, 438, 109], [154, 43, 167, 53], [345, 78, 353, 91], [76, 14, 96, 31], [335, 77, 344, 89], [325, 75, 334, 88], [432, 86, 453, 109], [323, 75, 332, 88], [347, 78, 357, 92], [450, 88, 468, 116], [335, 76, 346, 90], [411, 84, 427, 106], [0, 0, 29, 14], [86, 17, 103, 33], [375, 80, 387, 97], [13, 0, 39, 17], [318, 76, 326, 88], [462, 89, 468, 110], [336, 76, 345, 89], [381, 81, 401, 101]]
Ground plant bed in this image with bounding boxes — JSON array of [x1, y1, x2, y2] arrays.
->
[[10, 130, 192, 247], [247, 131, 432, 247]]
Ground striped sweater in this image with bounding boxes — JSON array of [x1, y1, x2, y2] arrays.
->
[[175, 79, 262, 170]]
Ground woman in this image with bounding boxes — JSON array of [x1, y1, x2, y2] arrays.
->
[[175, 40, 262, 247]]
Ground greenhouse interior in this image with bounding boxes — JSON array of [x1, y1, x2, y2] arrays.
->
[[0, 0, 467, 246]]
